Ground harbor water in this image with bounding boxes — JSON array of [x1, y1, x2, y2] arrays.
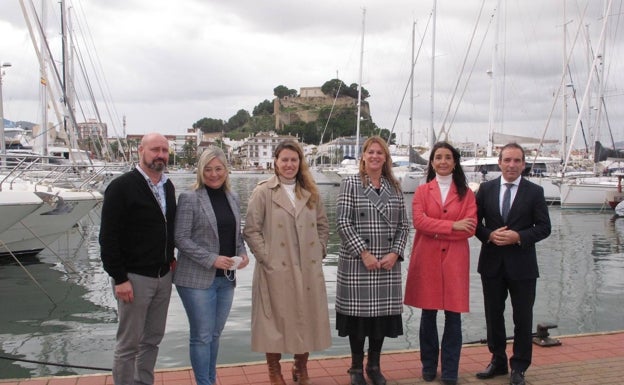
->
[[1, 173, 623, 379]]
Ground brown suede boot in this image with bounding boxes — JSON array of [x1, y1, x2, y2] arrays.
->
[[266, 353, 286, 385], [292, 352, 311, 384]]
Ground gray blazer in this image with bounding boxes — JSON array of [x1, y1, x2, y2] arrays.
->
[[173, 188, 247, 289]]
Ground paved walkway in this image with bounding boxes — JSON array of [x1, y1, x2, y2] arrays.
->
[[1, 331, 622, 385]]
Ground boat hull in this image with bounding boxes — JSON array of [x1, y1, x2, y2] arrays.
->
[[0, 192, 44, 234], [560, 178, 618, 209], [0, 190, 102, 258]]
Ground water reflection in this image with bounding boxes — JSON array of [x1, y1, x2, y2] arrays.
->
[[1, 173, 623, 379]]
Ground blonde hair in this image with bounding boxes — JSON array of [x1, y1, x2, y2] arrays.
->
[[273, 140, 319, 208], [358, 136, 401, 192], [193, 146, 231, 192]]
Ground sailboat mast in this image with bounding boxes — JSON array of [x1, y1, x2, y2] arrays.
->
[[355, 8, 365, 159], [410, 21, 415, 152], [39, 0, 48, 155], [61, 0, 69, 142], [561, 0, 567, 159], [487, 0, 503, 157], [429, 0, 436, 148], [563, 0, 613, 170]]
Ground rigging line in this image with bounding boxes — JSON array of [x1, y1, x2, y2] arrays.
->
[[566, 65, 589, 153], [0, 241, 56, 305], [436, 0, 488, 140], [388, 12, 432, 138], [26, 0, 84, 149], [446, 10, 495, 134], [70, 17, 116, 160], [533, 3, 588, 170], [582, 3, 622, 151], [71, 0, 124, 140], [319, 79, 344, 146], [0, 354, 111, 371], [71, 42, 107, 159], [18, 218, 79, 275], [563, 0, 614, 172], [61, 6, 108, 160], [605, 0, 623, 150], [19, 0, 65, 136]]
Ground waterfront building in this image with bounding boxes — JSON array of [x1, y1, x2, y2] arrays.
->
[[237, 131, 297, 169]]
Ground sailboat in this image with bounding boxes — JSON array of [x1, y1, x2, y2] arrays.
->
[[555, 0, 622, 209], [392, 20, 428, 194], [0, 0, 103, 259], [316, 9, 367, 181]]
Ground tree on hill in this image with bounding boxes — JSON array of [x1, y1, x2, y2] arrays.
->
[[226, 109, 251, 130], [348, 83, 370, 100], [274, 85, 298, 99], [194, 117, 225, 133], [321, 79, 346, 97], [321, 78, 370, 100], [253, 99, 273, 116]]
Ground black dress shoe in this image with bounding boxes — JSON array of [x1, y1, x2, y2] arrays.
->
[[422, 372, 436, 382], [441, 379, 457, 385], [476, 362, 508, 379], [510, 370, 526, 385]]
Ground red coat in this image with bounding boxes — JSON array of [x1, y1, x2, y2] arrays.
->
[[404, 179, 477, 313]]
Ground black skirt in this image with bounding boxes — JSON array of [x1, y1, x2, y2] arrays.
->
[[336, 312, 403, 339]]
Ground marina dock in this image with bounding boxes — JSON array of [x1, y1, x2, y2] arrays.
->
[[1, 330, 622, 385]]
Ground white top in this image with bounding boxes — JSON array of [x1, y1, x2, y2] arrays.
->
[[436, 174, 453, 204], [283, 183, 296, 207]]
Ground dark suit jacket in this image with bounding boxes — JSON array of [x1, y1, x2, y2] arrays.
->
[[475, 177, 551, 280]]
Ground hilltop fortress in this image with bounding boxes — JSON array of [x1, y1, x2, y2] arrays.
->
[[274, 87, 370, 130]]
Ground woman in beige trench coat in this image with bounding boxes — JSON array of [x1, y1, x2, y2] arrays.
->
[[244, 140, 331, 385]]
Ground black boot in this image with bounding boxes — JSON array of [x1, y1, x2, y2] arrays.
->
[[366, 350, 387, 385], [348, 352, 366, 385]]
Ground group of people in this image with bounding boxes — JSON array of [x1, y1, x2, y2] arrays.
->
[[99, 133, 551, 385]]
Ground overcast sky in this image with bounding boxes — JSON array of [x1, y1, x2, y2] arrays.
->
[[1, 0, 622, 149]]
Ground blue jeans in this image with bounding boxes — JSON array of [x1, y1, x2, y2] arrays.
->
[[177, 277, 235, 385], [419, 309, 462, 381]]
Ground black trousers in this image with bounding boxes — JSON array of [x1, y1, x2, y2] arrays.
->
[[481, 274, 536, 372]]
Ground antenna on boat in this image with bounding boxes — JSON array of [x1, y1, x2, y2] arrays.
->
[[355, 7, 365, 160], [429, 0, 437, 148]]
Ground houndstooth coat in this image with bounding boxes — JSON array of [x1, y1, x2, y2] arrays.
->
[[335, 174, 410, 317]]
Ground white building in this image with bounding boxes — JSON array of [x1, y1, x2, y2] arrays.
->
[[239, 131, 297, 169]]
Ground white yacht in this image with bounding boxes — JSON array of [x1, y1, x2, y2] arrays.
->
[[0, 156, 103, 258], [461, 156, 562, 203]]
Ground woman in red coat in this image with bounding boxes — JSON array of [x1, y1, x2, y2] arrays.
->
[[404, 142, 477, 385]]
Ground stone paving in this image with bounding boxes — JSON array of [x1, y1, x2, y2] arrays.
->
[[1, 331, 622, 385]]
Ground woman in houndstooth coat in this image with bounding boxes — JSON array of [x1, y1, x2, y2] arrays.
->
[[335, 136, 410, 385]]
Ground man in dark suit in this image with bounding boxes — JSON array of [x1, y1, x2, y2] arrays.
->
[[474, 143, 551, 385]]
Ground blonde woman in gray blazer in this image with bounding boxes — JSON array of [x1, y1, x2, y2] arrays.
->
[[174, 147, 249, 385]]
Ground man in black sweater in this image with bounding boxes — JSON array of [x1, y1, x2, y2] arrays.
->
[[100, 132, 176, 385]]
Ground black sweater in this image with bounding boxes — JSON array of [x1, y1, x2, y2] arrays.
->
[[99, 168, 176, 284]]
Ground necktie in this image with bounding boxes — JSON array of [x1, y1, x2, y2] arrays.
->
[[502, 183, 513, 222]]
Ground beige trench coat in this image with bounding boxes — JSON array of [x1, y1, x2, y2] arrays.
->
[[243, 176, 331, 354]]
